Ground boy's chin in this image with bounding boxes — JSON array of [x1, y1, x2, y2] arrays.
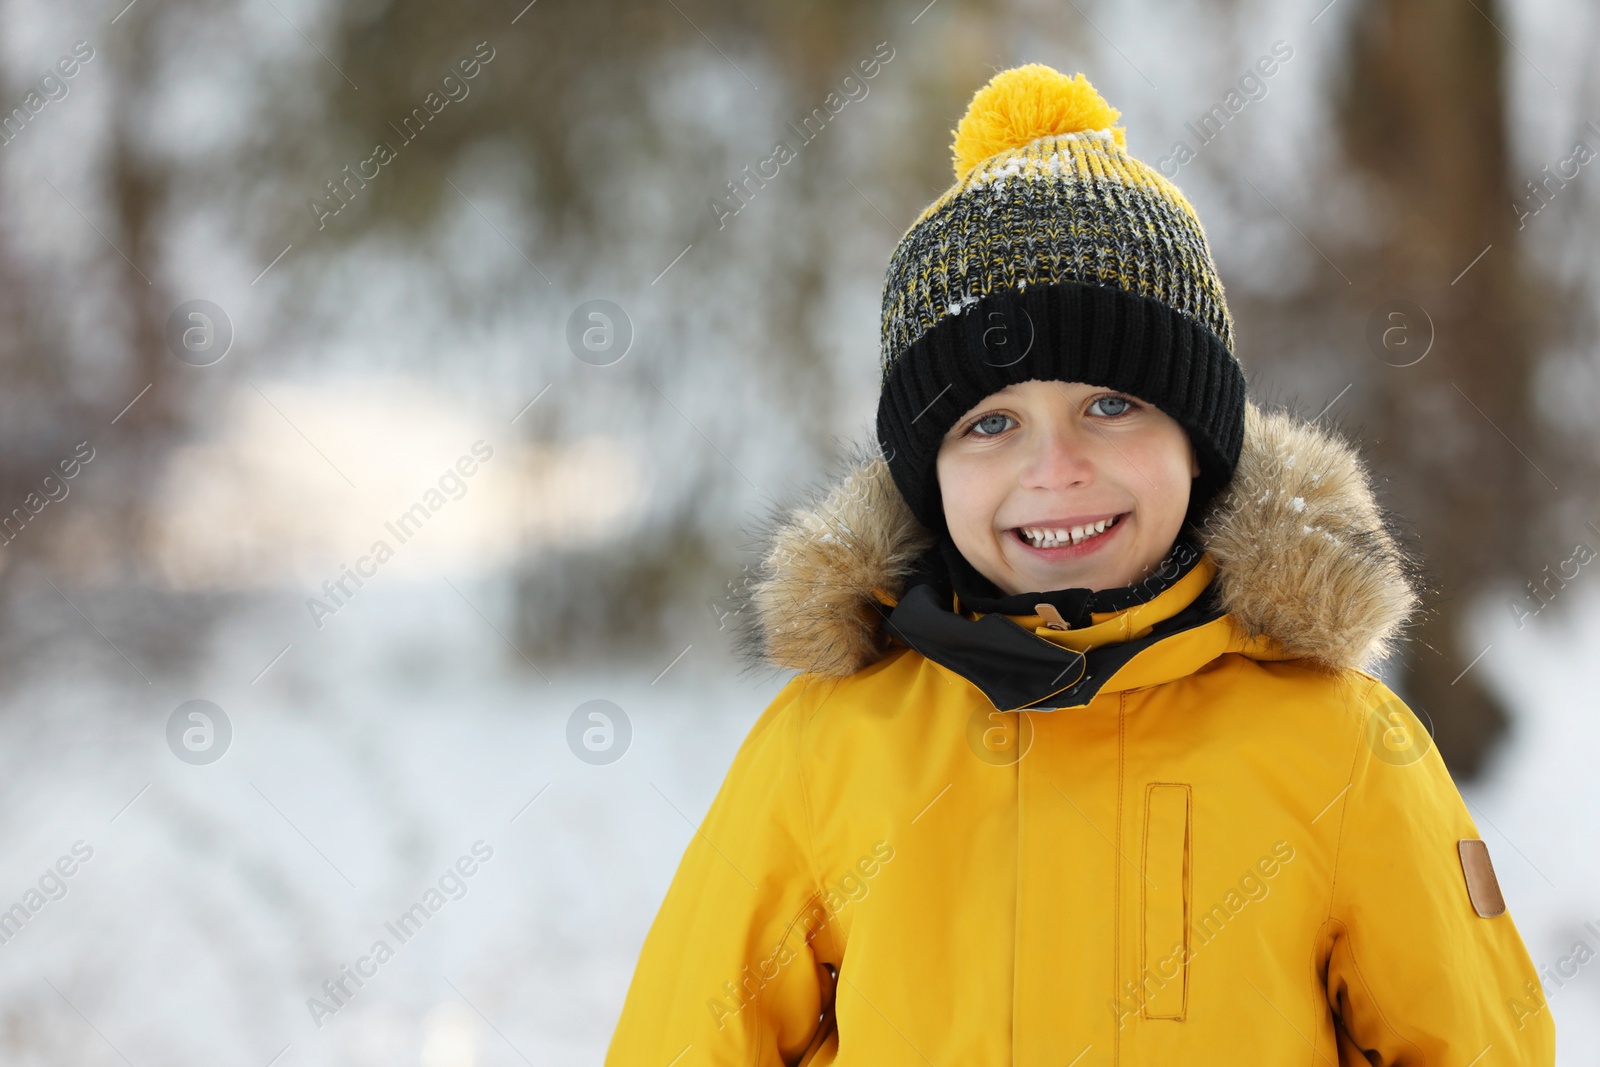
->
[[997, 545, 1133, 595]]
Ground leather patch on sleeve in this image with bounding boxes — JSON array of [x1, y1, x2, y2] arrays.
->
[[1458, 838, 1506, 918]]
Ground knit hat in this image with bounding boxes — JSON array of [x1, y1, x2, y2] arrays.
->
[[875, 64, 1247, 538]]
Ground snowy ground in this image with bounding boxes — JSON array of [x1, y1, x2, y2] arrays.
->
[[0, 574, 1592, 1065], [0, 577, 775, 1066], [1457, 585, 1600, 1056]]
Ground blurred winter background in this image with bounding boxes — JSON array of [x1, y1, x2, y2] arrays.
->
[[0, 0, 1596, 1062]]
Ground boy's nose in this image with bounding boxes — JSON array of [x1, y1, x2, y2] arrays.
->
[[1018, 424, 1100, 487]]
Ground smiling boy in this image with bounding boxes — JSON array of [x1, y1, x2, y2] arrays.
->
[[938, 380, 1200, 596], [606, 64, 1554, 1065]]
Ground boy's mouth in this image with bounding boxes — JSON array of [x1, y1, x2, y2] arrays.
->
[[1010, 512, 1127, 550]]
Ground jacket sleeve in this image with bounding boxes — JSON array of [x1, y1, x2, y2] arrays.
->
[[604, 673, 838, 1066], [1324, 677, 1555, 1064]]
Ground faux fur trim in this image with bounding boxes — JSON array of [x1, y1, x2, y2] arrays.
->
[[729, 438, 936, 680], [1195, 401, 1421, 671], [729, 401, 1421, 678]]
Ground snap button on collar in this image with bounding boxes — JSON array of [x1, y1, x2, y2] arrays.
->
[[1034, 602, 1070, 630]]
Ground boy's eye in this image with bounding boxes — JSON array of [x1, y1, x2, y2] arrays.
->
[[968, 413, 1015, 436], [1088, 395, 1135, 417]]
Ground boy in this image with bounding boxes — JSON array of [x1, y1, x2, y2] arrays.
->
[[606, 64, 1554, 1064]]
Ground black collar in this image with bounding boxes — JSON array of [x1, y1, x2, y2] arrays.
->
[[879, 536, 1220, 711], [926, 530, 1206, 623]]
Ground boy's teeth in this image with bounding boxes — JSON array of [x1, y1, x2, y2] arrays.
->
[[1019, 516, 1119, 548]]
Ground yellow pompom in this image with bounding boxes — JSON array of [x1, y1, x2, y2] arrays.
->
[[950, 64, 1125, 181]]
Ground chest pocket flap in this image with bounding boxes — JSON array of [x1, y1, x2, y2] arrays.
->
[[1141, 782, 1191, 1020]]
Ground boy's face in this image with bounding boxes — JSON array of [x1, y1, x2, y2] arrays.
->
[[935, 379, 1199, 596]]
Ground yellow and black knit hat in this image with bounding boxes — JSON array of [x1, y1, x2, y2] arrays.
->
[[875, 64, 1246, 535]]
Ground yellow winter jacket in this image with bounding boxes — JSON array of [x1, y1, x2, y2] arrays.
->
[[605, 402, 1556, 1065]]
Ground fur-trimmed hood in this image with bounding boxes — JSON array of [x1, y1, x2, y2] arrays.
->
[[733, 400, 1422, 678]]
